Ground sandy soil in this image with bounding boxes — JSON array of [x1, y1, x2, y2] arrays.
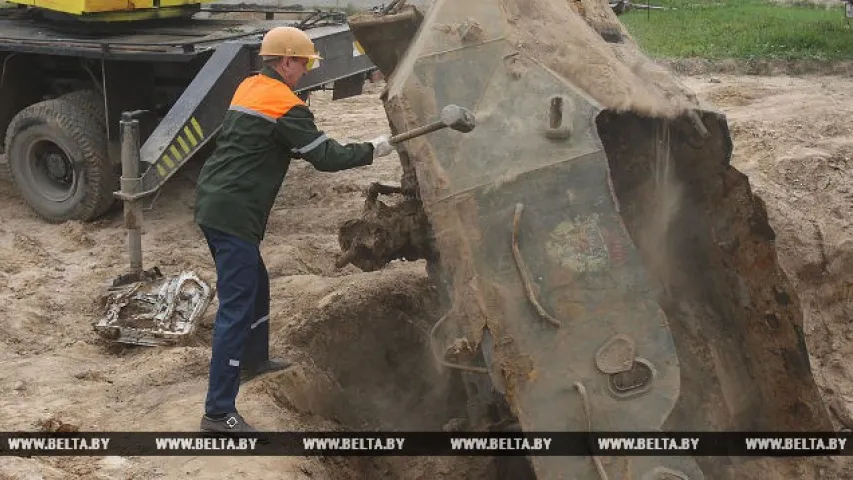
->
[[1, 70, 852, 478], [681, 73, 853, 478], [682, 74, 853, 429], [0, 80, 416, 479]]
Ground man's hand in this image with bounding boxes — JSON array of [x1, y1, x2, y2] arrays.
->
[[370, 135, 393, 158]]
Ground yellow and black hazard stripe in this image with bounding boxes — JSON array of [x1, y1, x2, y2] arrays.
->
[[154, 117, 205, 178]]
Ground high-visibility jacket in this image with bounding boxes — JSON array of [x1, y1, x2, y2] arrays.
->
[[194, 66, 375, 244]]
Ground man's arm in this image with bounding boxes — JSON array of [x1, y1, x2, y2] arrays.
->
[[275, 104, 375, 172]]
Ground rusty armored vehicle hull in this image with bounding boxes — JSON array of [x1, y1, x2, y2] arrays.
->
[[338, 1, 832, 478]]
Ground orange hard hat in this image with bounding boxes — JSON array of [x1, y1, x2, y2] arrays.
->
[[260, 26, 322, 60]]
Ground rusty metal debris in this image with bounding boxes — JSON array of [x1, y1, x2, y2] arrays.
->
[[95, 271, 214, 346], [95, 110, 213, 347]]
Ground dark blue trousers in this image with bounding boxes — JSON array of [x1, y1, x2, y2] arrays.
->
[[200, 225, 270, 416]]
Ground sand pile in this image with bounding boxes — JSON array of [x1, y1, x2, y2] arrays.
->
[[503, 0, 700, 117]]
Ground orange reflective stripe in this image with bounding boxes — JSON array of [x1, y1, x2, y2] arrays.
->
[[229, 74, 305, 120]]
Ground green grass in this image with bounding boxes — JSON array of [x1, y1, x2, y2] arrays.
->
[[620, 0, 853, 60]]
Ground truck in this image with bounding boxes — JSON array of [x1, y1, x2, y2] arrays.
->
[[0, 1, 376, 223]]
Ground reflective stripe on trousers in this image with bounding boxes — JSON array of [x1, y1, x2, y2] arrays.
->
[[200, 225, 270, 416]]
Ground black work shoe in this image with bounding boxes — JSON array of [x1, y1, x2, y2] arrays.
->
[[240, 358, 291, 383], [200, 412, 257, 435]]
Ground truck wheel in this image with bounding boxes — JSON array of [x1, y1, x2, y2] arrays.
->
[[5, 98, 116, 223], [59, 90, 106, 131]]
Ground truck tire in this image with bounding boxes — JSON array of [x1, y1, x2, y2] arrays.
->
[[58, 90, 106, 131], [5, 98, 116, 223]]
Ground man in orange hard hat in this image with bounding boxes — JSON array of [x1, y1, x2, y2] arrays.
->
[[194, 26, 393, 434]]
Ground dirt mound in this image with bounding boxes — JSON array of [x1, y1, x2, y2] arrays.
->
[[269, 268, 446, 428], [704, 84, 782, 107], [663, 58, 853, 77], [684, 73, 853, 478], [505, 0, 700, 117], [255, 267, 500, 478]]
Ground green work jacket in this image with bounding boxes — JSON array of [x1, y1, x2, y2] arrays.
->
[[195, 66, 374, 244]]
